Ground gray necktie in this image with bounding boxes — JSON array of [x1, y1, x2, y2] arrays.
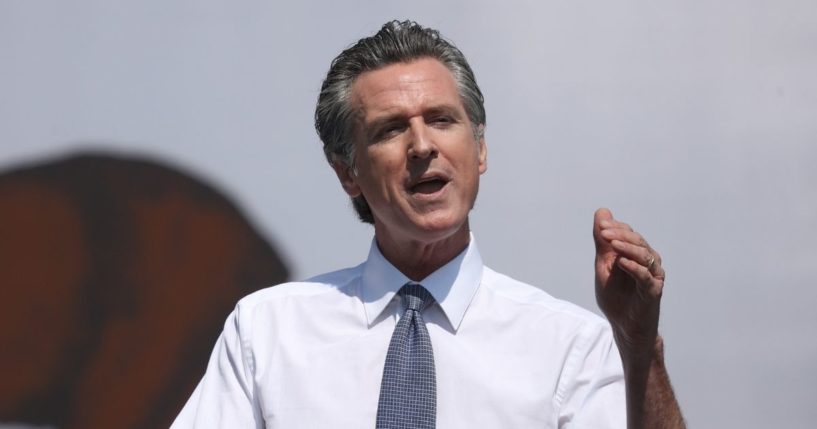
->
[[376, 283, 436, 429]]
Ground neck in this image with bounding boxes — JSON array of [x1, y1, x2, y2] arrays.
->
[[374, 222, 471, 281]]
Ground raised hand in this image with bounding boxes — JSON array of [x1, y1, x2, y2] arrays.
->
[[592, 208, 665, 356], [593, 208, 686, 429]]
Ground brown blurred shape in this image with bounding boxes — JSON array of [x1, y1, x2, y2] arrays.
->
[[0, 152, 289, 428]]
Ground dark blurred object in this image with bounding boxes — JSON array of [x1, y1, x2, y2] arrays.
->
[[0, 153, 288, 428]]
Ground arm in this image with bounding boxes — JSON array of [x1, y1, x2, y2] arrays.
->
[[620, 336, 686, 429], [171, 307, 263, 429], [592, 208, 686, 429]]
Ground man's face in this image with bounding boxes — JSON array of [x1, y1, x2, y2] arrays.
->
[[334, 58, 487, 245]]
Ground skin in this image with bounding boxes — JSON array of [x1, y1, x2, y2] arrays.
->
[[333, 58, 487, 280], [334, 57, 685, 427], [594, 208, 687, 428]]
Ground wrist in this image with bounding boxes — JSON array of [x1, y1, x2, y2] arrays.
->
[[616, 333, 664, 374]]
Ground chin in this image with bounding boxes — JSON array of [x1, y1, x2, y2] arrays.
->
[[411, 212, 469, 241]]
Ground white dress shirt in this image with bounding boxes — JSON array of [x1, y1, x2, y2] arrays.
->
[[172, 236, 625, 428]]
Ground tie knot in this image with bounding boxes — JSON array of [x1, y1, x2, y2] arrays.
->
[[398, 283, 433, 312]]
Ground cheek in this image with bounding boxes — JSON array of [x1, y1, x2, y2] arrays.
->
[[364, 151, 404, 179], [357, 158, 405, 196], [382, 157, 403, 172]]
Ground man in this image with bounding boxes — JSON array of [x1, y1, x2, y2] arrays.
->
[[172, 21, 685, 428]]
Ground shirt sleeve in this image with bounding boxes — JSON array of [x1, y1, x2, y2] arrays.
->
[[557, 321, 626, 429], [170, 305, 264, 429]]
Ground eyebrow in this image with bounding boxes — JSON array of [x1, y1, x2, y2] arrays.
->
[[365, 103, 464, 130], [424, 104, 464, 119]]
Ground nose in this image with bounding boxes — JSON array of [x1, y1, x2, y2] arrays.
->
[[407, 119, 437, 160]]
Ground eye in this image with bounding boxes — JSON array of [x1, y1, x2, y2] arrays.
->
[[429, 116, 453, 126], [373, 123, 405, 141]]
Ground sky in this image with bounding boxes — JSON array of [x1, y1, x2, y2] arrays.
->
[[1, 0, 816, 427]]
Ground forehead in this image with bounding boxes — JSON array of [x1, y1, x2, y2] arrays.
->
[[349, 58, 463, 120]]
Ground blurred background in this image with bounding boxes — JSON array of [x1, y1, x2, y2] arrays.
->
[[1, 0, 815, 428]]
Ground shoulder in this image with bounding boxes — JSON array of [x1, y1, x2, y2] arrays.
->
[[480, 266, 610, 331], [233, 263, 364, 316]]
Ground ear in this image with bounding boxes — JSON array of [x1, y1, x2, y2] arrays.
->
[[476, 125, 488, 175], [331, 159, 362, 198]]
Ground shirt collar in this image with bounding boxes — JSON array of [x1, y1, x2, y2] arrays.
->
[[360, 234, 483, 331]]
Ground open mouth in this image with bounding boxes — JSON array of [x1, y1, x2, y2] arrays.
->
[[409, 176, 449, 195]]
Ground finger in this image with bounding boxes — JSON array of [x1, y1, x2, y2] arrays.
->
[[613, 246, 667, 281], [616, 256, 662, 295], [599, 218, 633, 232], [600, 228, 651, 248], [594, 207, 632, 231], [652, 263, 666, 281], [593, 208, 615, 253], [611, 240, 665, 277], [611, 239, 655, 267]]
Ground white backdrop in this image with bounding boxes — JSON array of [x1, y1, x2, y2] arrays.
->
[[2, 1, 816, 427]]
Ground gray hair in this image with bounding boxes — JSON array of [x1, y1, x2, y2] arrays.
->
[[314, 20, 486, 224]]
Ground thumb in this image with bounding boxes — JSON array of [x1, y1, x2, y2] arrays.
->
[[593, 207, 614, 254]]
